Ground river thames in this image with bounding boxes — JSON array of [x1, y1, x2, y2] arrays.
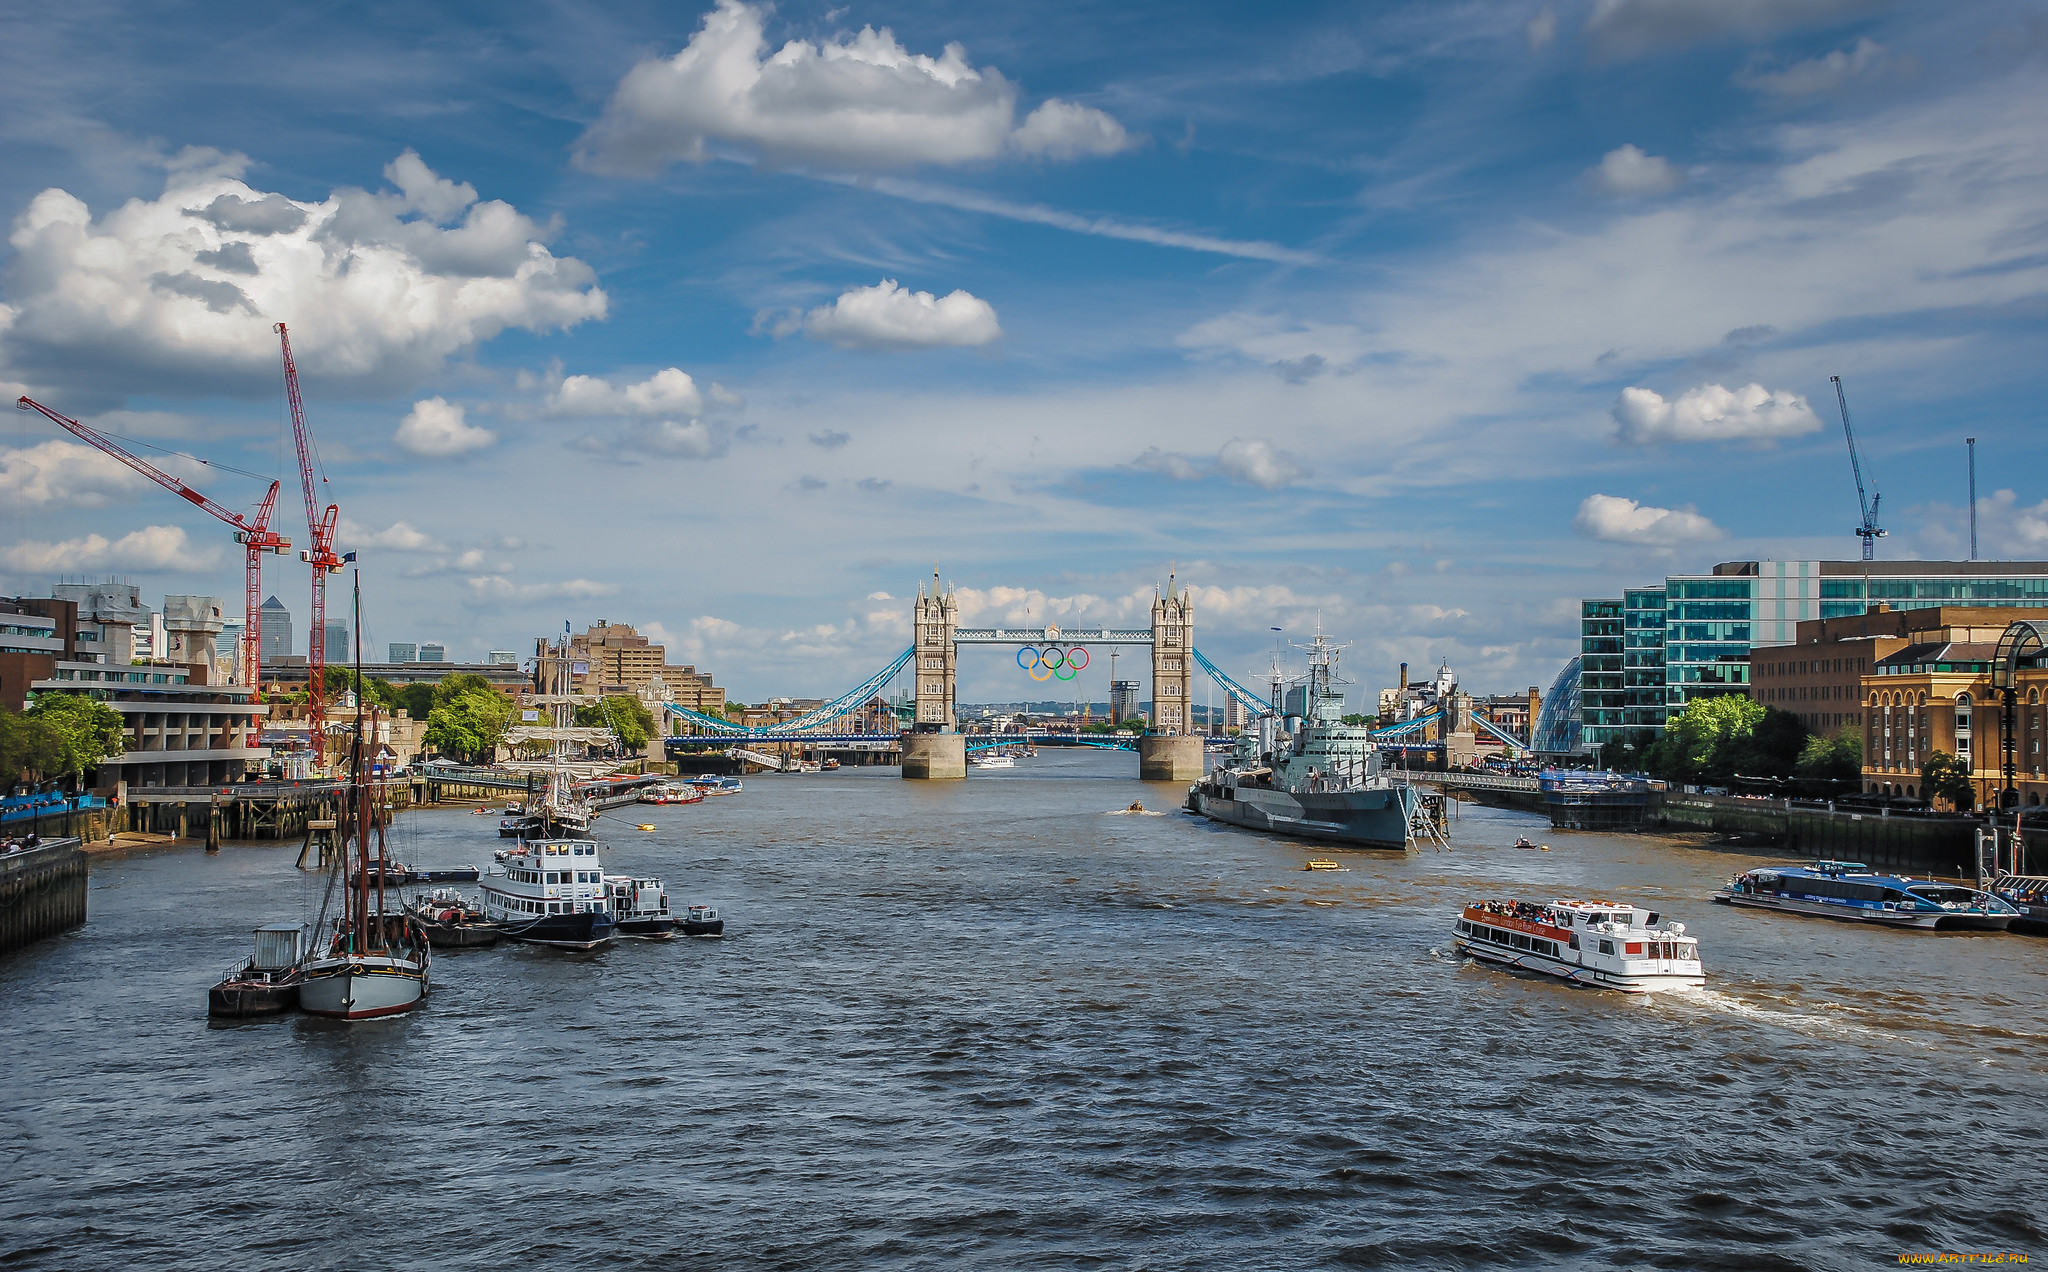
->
[[3, 750, 2045, 1270]]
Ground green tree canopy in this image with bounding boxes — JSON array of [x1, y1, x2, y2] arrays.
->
[[2, 694, 127, 786], [1921, 751, 1975, 811], [423, 682, 512, 764], [1641, 697, 1808, 786], [1796, 732, 1863, 787], [575, 695, 654, 752], [394, 682, 435, 721], [432, 673, 500, 708]]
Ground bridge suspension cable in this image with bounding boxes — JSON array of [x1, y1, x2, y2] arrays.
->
[[1191, 648, 1272, 716]]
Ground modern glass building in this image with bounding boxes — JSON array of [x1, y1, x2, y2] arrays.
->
[[1581, 559, 2048, 750], [1579, 601, 1624, 745], [1532, 656, 1584, 755]]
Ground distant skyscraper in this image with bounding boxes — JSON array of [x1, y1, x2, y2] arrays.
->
[[388, 642, 418, 663], [487, 650, 516, 665], [259, 596, 292, 664], [418, 641, 447, 663], [324, 623, 349, 660], [1111, 680, 1141, 724]]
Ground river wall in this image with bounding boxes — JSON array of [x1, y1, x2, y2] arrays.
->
[[0, 838, 86, 954]]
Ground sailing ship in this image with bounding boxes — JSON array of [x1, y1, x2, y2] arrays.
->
[[1187, 630, 1421, 850], [297, 580, 432, 1019]]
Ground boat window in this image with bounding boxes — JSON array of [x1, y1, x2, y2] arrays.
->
[[1598, 940, 1615, 955], [1568, 934, 1580, 950]]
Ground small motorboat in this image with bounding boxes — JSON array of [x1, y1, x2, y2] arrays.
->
[[405, 889, 503, 948], [471, 807, 490, 816], [679, 904, 724, 937], [208, 923, 307, 1018], [1513, 837, 1550, 851], [639, 784, 705, 806], [822, 758, 840, 770], [1127, 801, 1146, 813]]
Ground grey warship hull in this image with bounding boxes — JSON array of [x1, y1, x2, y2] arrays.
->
[[1189, 782, 1417, 851]]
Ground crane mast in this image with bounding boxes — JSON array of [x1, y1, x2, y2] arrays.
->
[[1830, 375, 1886, 562], [276, 323, 344, 765], [15, 395, 288, 687]]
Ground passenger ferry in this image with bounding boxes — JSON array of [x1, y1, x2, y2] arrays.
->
[[479, 837, 616, 949], [1453, 899, 1705, 993], [686, 775, 743, 796], [1715, 861, 2017, 930], [639, 784, 705, 806], [969, 751, 1017, 769]]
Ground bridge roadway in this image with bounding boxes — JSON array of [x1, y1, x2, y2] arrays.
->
[[664, 733, 1146, 751]]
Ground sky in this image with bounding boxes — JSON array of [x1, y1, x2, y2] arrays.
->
[[1, 0, 2045, 706]]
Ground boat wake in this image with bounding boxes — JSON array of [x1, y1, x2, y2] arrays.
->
[[1105, 806, 1167, 816], [1649, 986, 1935, 1049]]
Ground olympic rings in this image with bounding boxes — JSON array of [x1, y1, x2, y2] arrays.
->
[[1018, 646, 1091, 682]]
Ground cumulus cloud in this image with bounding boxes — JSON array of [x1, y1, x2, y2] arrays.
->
[[1132, 439, 1303, 489], [1216, 438, 1303, 490], [1611, 382, 1822, 444], [1587, 144, 1682, 197], [548, 367, 707, 418], [338, 519, 445, 553], [394, 397, 496, 458], [0, 150, 605, 396], [574, 0, 1132, 174], [0, 439, 152, 507], [1, 524, 220, 573], [1574, 494, 1725, 546], [783, 279, 1001, 350], [1737, 37, 1891, 97], [634, 419, 726, 459], [1585, 0, 1890, 58], [464, 575, 619, 604]]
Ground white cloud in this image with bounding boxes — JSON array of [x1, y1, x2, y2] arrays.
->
[[1587, 144, 1682, 197], [1980, 491, 2048, 556], [1010, 100, 1135, 160], [1, 524, 220, 572], [1612, 382, 1822, 444], [1129, 438, 1303, 489], [1216, 438, 1303, 490], [787, 279, 1001, 350], [0, 150, 605, 396], [338, 519, 444, 553], [635, 419, 726, 458], [1526, 5, 1558, 51], [464, 575, 619, 604], [0, 438, 151, 507], [1574, 494, 1725, 546], [575, 0, 1132, 174], [394, 397, 496, 458], [549, 367, 706, 418], [1585, 0, 1889, 58], [1737, 37, 1890, 97]]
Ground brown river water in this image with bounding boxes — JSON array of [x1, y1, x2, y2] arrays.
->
[[3, 748, 2045, 1270]]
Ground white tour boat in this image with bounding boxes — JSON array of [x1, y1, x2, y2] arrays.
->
[[480, 837, 617, 949], [969, 751, 1017, 769], [1453, 898, 1705, 993]]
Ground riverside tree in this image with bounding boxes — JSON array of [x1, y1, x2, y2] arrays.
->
[[1643, 696, 1807, 787], [423, 675, 512, 764], [1920, 751, 1976, 811], [0, 695, 126, 788], [574, 696, 654, 752]]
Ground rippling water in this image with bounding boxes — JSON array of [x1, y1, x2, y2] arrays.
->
[[5, 750, 2046, 1270]]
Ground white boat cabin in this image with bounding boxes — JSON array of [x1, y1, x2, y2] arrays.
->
[[482, 838, 611, 921], [1455, 898, 1704, 993]]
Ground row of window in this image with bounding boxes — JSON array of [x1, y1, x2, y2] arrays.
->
[[1459, 920, 1567, 958], [507, 868, 600, 885], [1759, 656, 1869, 678]]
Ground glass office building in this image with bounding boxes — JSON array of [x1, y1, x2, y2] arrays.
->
[[1581, 559, 2048, 750]]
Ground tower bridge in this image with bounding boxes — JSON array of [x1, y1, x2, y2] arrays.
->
[[653, 568, 1529, 780], [660, 569, 1244, 781]]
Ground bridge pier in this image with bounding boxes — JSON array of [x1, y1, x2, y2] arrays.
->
[[900, 731, 966, 780], [1138, 735, 1204, 782]]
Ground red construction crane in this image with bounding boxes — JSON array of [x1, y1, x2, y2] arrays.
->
[[15, 395, 289, 686], [274, 323, 345, 765]]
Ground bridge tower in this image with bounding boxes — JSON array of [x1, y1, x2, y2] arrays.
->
[[903, 571, 966, 779], [1140, 570, 1204, 781]]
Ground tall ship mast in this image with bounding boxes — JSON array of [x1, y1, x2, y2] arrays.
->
[[1187, 628, 1421, 851], [297, 574, 431, 1019]]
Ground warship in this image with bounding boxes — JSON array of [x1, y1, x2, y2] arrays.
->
[[1186, 630, 1420, 850]]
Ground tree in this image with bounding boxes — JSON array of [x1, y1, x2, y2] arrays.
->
[[1796, 732, 1863, 790], [575, 695, 654, 752], [423, 684, 512, 764], [432, 673, 500, 709], [1922, 751, 1975, 811], [1599, 728, 1660, 774], [1646, 695, 1765, 784], [2, 694, 126, 788], [394, 682, 435, 721]]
